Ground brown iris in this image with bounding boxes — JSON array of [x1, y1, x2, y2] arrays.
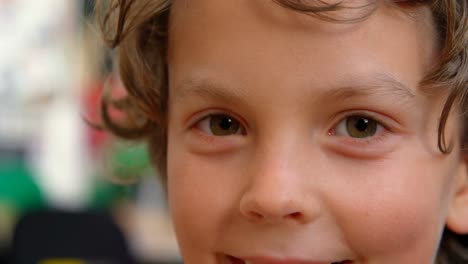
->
[[209, 114, 241, 136], [346, 116, 378, 138]]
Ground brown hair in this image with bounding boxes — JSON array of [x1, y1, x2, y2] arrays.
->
[[96, 0, 468, 261]]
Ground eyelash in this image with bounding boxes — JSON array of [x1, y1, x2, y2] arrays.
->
[[189, 110, 247, 136], [189, 110, 394, 147], [328, 111, 391, 144]]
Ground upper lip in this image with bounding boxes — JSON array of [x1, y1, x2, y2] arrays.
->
[[238, 256, 348, 264]]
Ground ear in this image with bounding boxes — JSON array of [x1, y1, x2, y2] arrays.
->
[[446, 154, 468, 234]]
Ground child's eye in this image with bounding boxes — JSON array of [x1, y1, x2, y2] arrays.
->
[[332, 115, 383, 138], [197, 114, 245, 136], [336, 116, 379, 138], [326, 112, 400, 157]]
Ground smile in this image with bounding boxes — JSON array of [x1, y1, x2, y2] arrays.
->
[[226, 254, 353, 264]]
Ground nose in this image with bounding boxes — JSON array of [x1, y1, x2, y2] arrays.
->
[[239, 147, 321, 224]]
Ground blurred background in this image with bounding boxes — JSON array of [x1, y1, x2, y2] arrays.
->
[[0, 0, 180, 263]]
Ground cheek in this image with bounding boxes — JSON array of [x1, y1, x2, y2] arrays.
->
[[331, 155, 456, 259], [166, 142, 243, 253]]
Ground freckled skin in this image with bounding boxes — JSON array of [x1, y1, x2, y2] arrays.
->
[[165, 1, 467, 263]]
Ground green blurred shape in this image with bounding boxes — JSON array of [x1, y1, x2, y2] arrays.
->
[[0, 159, 45, 212], [88, 178, 135, 209], [88, 142, 151, 209], [112, 142, 151, 179]]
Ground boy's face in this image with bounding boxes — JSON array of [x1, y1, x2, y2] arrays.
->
[[166, 1, 467, 263]]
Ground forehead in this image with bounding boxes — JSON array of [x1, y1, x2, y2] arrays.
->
[[167, 0, 437, 98]]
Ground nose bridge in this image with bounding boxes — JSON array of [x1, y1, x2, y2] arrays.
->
[[253, 135, 299, 186], [239, 131, 322, 224]]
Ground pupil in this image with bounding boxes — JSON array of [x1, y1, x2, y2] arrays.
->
[[355, 118, 369, 131], [346, 116, 377, 138], [219, 117, 232, 130], [209, 114, 240, 136]]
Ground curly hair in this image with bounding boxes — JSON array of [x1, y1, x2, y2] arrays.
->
[[96, 0, 468, 262]]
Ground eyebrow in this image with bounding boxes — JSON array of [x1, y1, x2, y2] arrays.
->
[[174, 76, 249, 103], [322, 73, 416, 103], [173, 72, 416, 105]]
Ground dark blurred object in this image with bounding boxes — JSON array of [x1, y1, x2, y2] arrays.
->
[[11, 209, 135, 264], [83, 0, 95, 18]]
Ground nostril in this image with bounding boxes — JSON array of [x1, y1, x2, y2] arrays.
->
[[227, 255, 245, 264], [245, 211, 304, 221], [247, 211, 264, 220], [289, 212, 303, 219], [239, 189, 318, 223]]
